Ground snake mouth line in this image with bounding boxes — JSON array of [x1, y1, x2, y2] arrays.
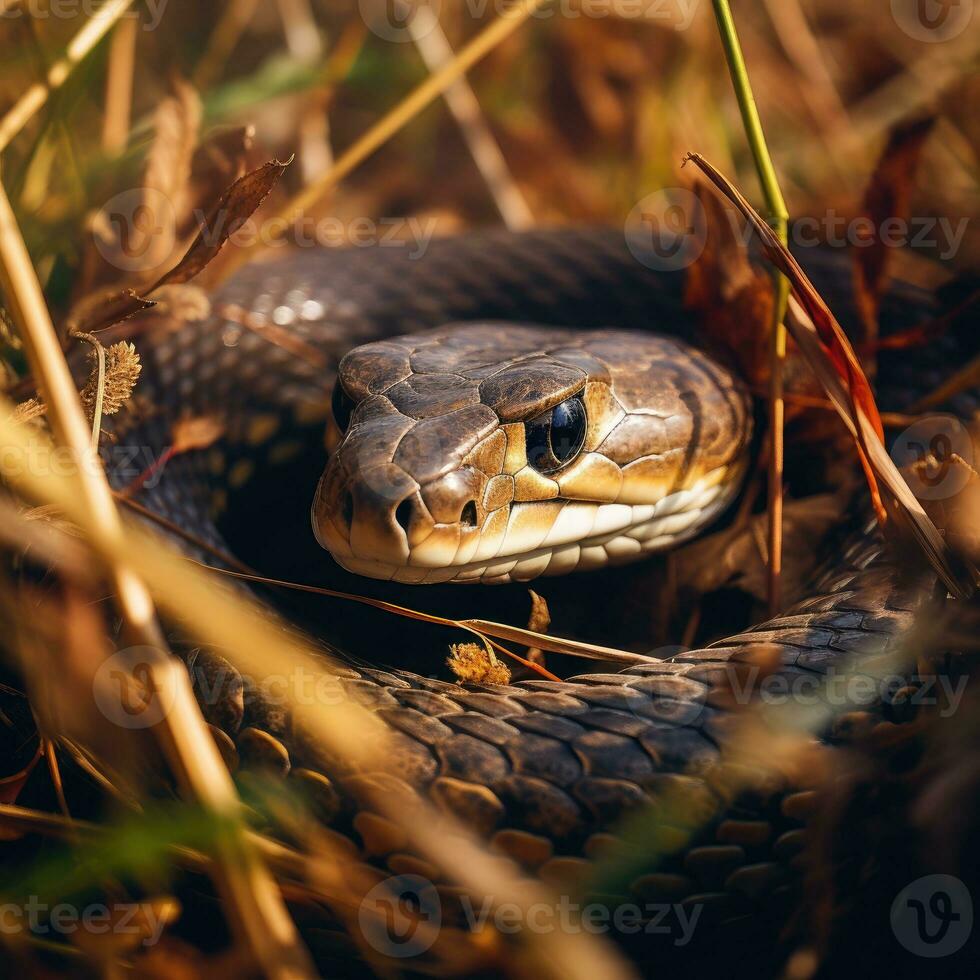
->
[[322, 464, 742, 585]]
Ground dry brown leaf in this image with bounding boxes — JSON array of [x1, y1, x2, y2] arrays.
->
[[67, 288, 157, 337], [854, 116, 936, 345], [684, 183, 775, 386], [161, 157, 292, 287], [171, 414, 225, 454], [687, 153, 886, 508]]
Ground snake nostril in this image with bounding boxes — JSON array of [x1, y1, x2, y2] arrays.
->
[[341, 491, 354, 529], [460, 500, 478, 528], [395, 498, 414, 535]]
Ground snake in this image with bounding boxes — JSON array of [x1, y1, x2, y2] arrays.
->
[[102, 227, 973, 962]]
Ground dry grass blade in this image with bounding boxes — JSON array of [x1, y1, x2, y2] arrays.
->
[[199, 562, 652, 669], [0, 498, 89, 578], [461, 619, 658, 667], [683, 155, 976, 599], [0, 182, 314, 975], [0, 0, 138, 153], [786, 296, 976, 599]]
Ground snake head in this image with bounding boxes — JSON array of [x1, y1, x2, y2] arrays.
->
[[313, 323, 752, 584]]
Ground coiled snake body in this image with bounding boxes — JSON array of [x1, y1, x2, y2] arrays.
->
[[108, 228, 970, 957]]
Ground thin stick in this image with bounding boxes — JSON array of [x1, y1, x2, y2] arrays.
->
[[68, 331, 105, 449], [709, 0, 790, 617], [0, 0, 138, 154], [0, 181, 313, 978], [404, 2, 533, 229], [266, 0, 551, 239]]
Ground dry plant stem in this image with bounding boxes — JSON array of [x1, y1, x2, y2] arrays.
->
[[404, 2, 534, 229], [0, 185, 313, 979], [69, 331, 105, 448], [268, 0, 552, 238], [710, 0, 791, 617], [0, 0, 138, 154], [155, 657, 315, 979], [101, 17, 137, 154], [41, 738, 72, 822]]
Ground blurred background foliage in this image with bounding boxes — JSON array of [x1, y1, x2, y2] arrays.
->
[[0, 0, 977, 308]]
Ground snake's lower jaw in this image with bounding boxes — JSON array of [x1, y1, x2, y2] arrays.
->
[[313, 462, 745, 585]]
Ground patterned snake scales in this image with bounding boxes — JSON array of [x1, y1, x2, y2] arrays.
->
[[106, 228, 970, 958]]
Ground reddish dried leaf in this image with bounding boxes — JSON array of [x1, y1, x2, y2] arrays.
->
[[684, 184, 775, 386], [687, 154, 884, 445], [854, 116, 936, 343]]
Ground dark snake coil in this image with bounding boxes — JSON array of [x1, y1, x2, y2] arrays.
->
[[103, 228, 976, 963]]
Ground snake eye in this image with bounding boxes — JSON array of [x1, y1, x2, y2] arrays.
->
[[331, 380, 357, 435], [525, 395, 587, 474]]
